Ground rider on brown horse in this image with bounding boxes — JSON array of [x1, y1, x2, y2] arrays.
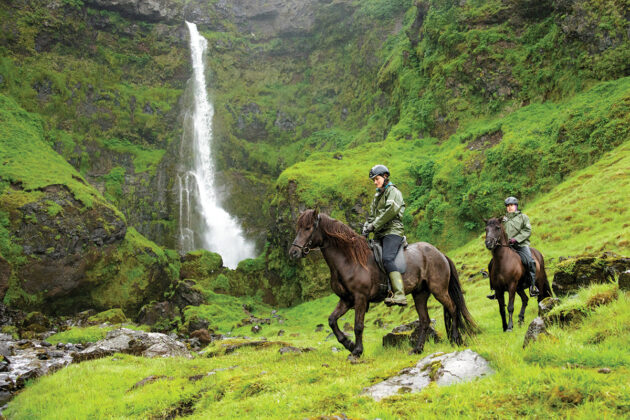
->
[[487, 196, 539, 299], [362, 164, 407, 306]]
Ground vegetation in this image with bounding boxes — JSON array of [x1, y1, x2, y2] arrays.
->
[[6, 283, 628, 418]]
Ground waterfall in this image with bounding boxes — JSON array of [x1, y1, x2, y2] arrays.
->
[[177, 21, 256, 268]]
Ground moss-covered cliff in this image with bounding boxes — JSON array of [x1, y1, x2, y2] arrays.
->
[[1, 0, 628, 310], [0, 93, 179, 314]]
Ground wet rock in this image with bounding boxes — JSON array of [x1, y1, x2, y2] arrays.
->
[[598, 368, 611, 374], [523, 317, 550, 348], [73, 328, 192, 362], [172, 279, 205, 309], [190, 329, 213, 346], [315, 324, 324, 332], [136, 301, 177, 328], [619, 270, 630, 291], [362, 350, 494, 401], [383, 320, 441, 349], [538, 297, 561, 317]]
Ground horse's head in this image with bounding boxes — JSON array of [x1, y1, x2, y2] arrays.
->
[[289, 209, 323, 259], [484, 217, 505, 250]]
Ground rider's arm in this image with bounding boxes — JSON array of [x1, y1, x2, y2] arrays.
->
[[372, 188, 403, 231], [513, 214, 532, 244]]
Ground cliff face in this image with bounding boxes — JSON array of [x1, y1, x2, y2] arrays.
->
[[0, 94, 179, 314]]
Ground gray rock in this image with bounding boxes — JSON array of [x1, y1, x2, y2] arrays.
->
[[362, 349, 494, 401], [73, 328, 191, 362], [523, 317, 549, 348]]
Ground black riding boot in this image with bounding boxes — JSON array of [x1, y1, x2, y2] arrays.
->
[[528, 260, 539, 297]]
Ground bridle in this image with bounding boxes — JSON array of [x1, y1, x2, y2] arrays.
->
[[486, 236, 510, 250], [292, 214, 320, 256]]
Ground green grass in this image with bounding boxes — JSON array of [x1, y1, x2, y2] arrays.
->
[[7, 287, 628, 419], [46, 324, 149, 345], [7, 141, 630, 418]]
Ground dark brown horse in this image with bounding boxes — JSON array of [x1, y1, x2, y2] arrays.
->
[[288, 209, 476, 357], [484, 218, 552, 331]]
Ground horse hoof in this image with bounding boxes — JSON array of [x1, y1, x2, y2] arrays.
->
[[506, 328, 513, 332]]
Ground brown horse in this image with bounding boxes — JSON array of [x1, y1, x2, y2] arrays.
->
[[288, 209, 476, 357], [484, 217, 552, 331]]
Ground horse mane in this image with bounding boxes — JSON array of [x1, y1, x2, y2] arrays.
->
[[297, 209, 371, 268]]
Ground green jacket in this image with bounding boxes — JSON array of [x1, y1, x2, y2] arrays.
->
[[367, 182, 405, 238], [503, 211, 531, 246]]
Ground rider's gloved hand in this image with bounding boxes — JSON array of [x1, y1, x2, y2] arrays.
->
[[361, 222, 374, 236], [509, 238, 517, 245]]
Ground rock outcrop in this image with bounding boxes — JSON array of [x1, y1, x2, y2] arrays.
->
[[362, 350, 494, 401], [552, 254, 630, 295], [85, 0, 182, 23], [73, 328, 192, 361]]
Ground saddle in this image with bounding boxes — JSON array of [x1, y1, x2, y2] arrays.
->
[[368, 237, 408, 274]]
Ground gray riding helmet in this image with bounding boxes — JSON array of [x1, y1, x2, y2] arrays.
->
[[504, 196, 518, 206], [369, 164, 389, 179]]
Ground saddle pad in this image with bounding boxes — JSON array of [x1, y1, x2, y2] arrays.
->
[[370, 239, 407, 274]]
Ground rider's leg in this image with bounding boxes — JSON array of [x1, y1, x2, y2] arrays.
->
[[487, 260, 496, 300], [514, 245, 538, 297], [382, 235, 406, 306]]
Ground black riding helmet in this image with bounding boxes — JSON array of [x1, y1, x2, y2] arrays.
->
[[504, 196, 518, 206], [369, 164, 389, 179]]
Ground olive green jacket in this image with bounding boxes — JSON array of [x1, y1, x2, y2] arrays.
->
[[503, 211, 531, 246], [367, 182, 405, 238]]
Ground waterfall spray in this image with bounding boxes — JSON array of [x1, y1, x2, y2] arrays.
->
[[178, 21, 256, 268]]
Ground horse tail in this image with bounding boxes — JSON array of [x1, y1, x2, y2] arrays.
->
[[445, 256, 478, 337], [532, 248, 553, 300]]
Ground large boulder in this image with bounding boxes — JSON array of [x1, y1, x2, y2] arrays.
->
[[73, 328, 191, 362], [552, 254, 630, 295], [362, 350, 494, 401]]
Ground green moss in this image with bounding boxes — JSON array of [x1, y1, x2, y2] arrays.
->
[[87, 308, 127, 324]]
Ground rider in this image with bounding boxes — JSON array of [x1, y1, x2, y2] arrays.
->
[[362, 165, 407, 306], [487, 196, 539, 299]]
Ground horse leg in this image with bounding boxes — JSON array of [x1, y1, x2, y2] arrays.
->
[[433, 290, 461, 346], [410, 289, 431, 354], [328, 299, 355, 352], [516, 287, 528, 327], [351, 295, 367, 357], [506, 284, 517, 332], [496, 292, 508, 332]]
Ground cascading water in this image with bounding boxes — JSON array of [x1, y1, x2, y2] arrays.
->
[[177, 21, 256, 268]]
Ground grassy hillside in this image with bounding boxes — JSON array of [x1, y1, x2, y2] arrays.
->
[[6, 141, 629, 418]]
